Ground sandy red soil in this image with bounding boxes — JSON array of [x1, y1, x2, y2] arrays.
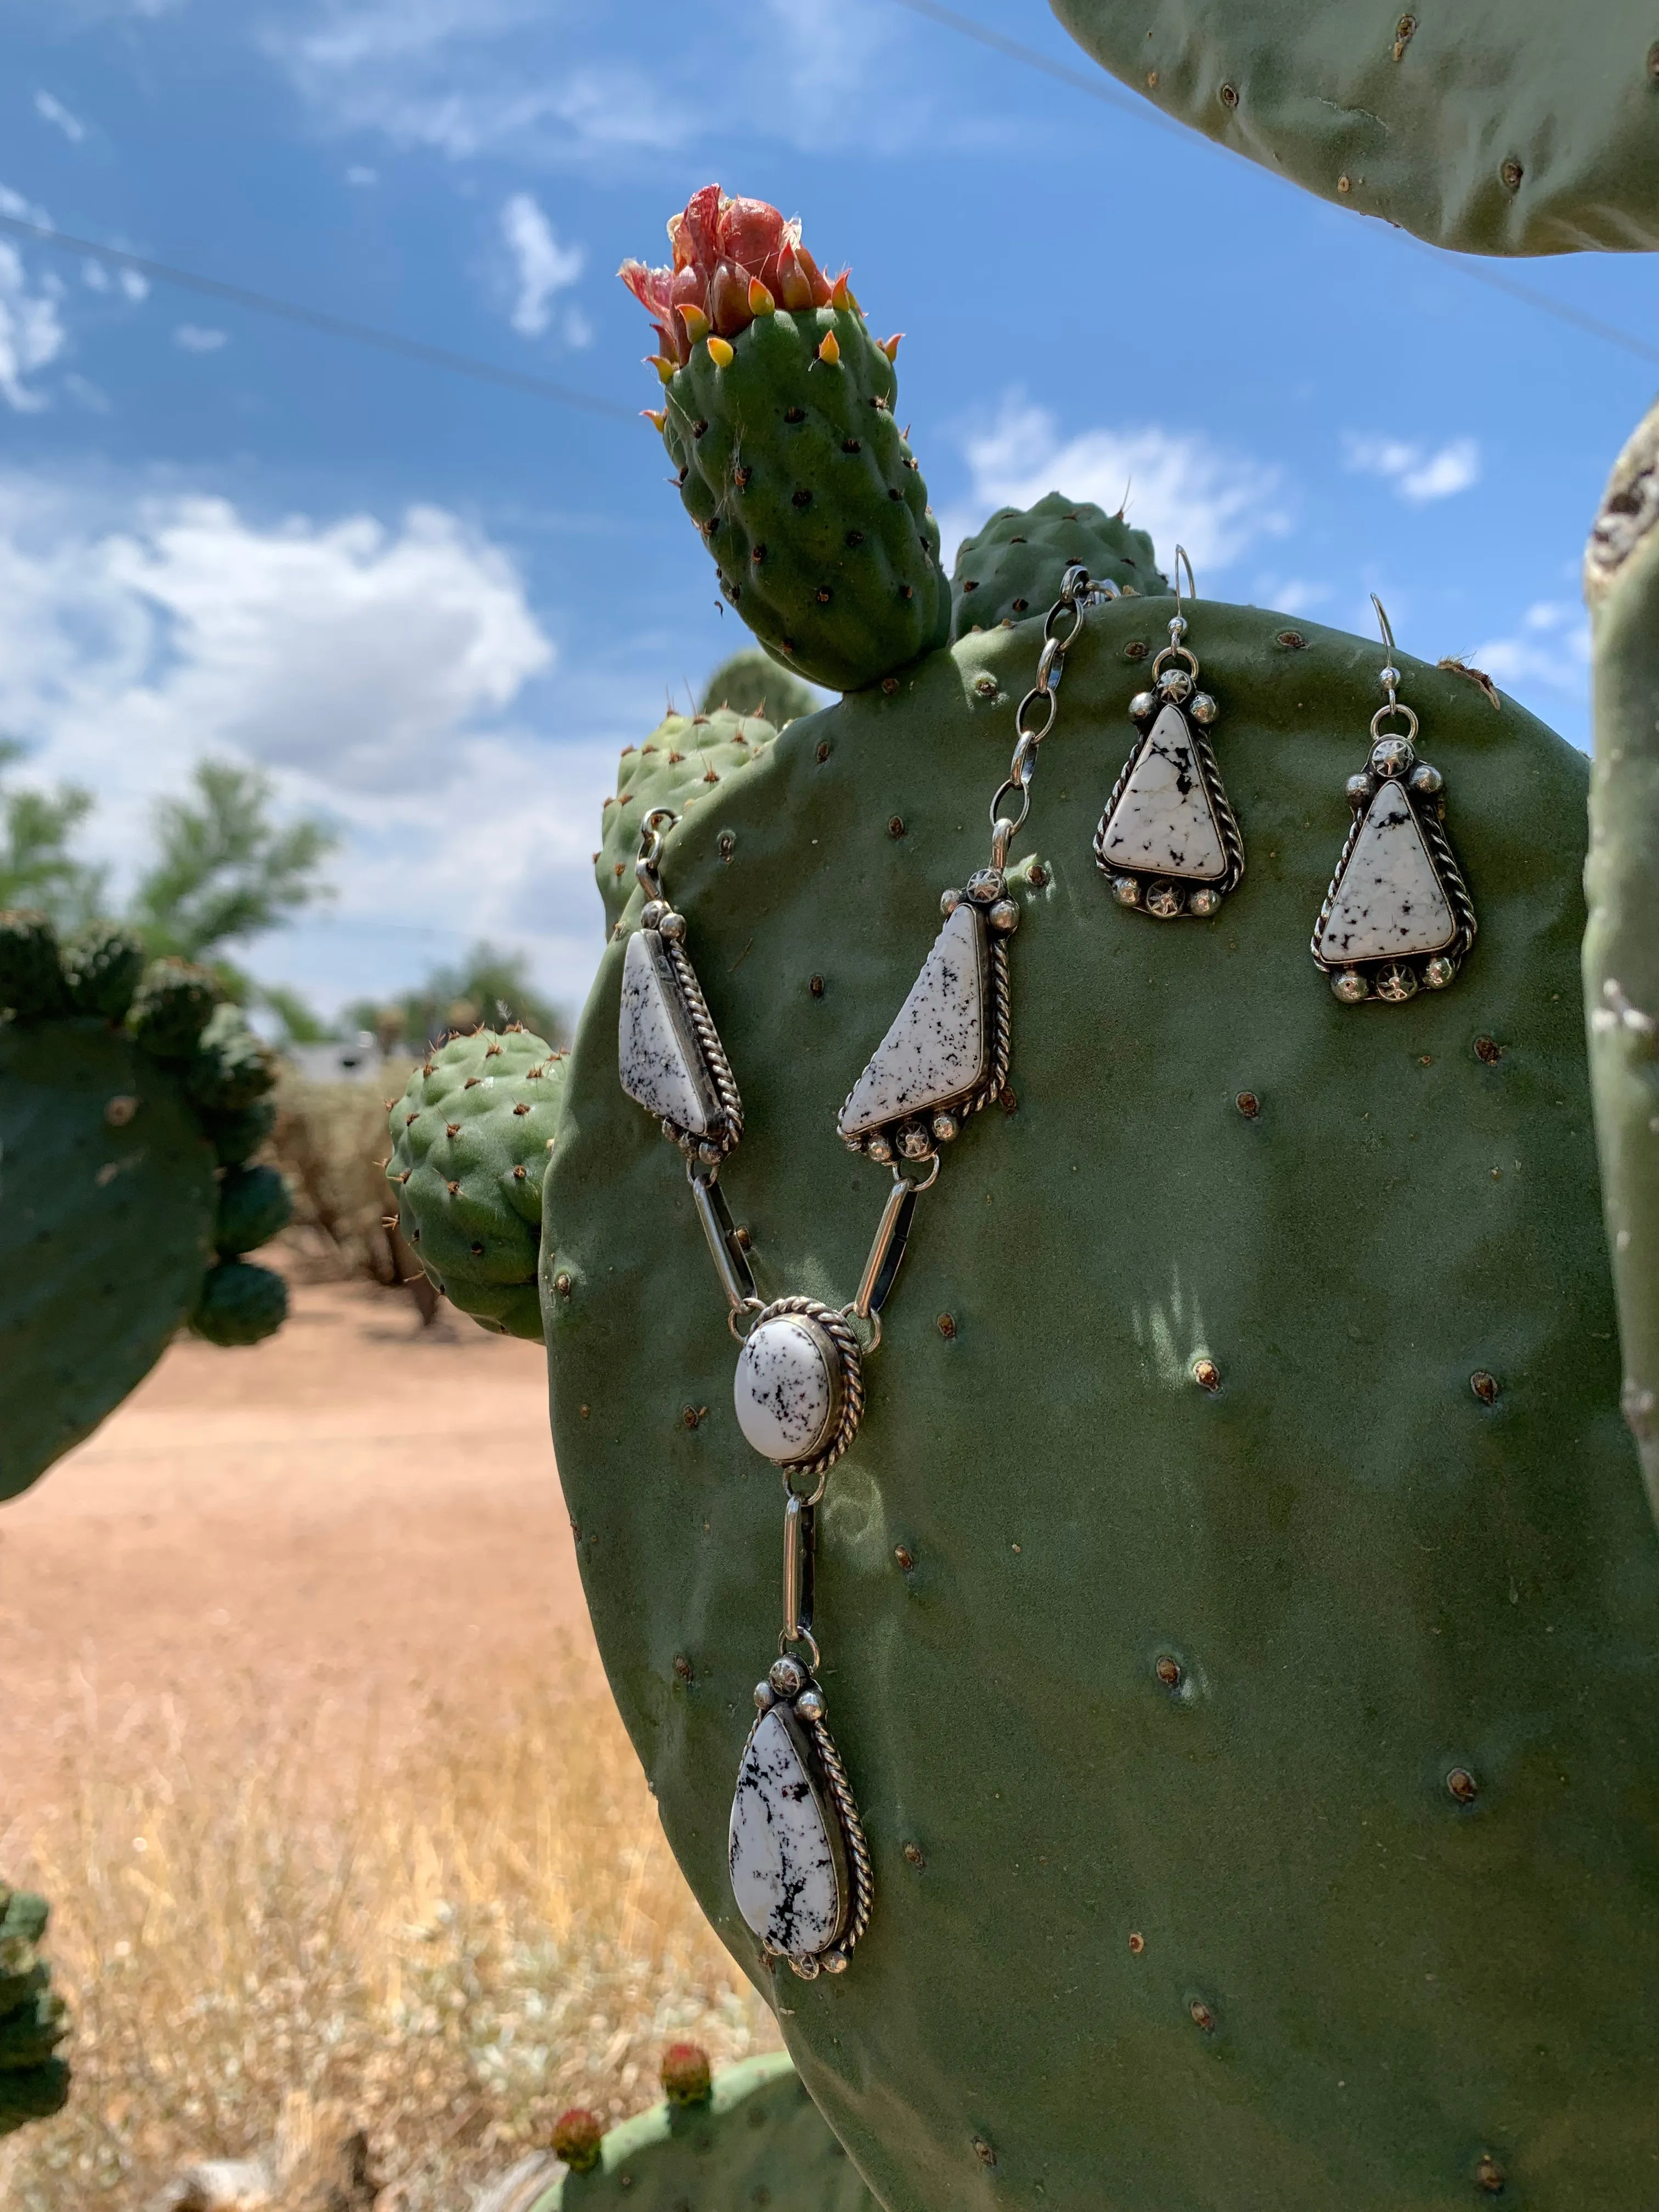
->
[[1, 1277, 593, 1839]]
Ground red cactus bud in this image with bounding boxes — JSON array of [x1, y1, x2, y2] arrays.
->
[[661, 2041, 713, 2106], [641, 407, 667, 430], [748, 277, 776, 315], [553, 2108, 605, 2173], [830, 271, 854, 310], [880, 332, 903, 361], [706, 259, 754, 336], [679, 301, 710, 346]]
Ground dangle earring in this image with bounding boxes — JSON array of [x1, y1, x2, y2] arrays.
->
[[1094, 546, 1243, 919], [1311, 595, 1476, 1005]]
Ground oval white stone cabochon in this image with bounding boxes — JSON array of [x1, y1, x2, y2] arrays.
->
[[734, 1316, 835, 1463], [729, 1708, 842, 1959], [1316, 780, 1456, 962]]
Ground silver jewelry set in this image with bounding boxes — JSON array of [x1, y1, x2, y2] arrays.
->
[[614, 562, 1477, 1980]]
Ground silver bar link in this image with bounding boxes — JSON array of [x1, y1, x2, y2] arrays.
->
[[854, 1160, 938, 1319], [690, 1170, 757, 1310], [783, 1492, 807, 1643]]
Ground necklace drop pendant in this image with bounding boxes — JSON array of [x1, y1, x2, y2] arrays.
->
[[733, 1297, 865, 1474], [1094, 642, 1242, 920], [836, 870, 1014, 1166], [617, 899, 743, 1165], [730, 1654, 873, 1979]]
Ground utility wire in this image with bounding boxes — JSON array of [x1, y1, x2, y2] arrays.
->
[[0, 211, 637, 420], [887, 0, 1659, 374]]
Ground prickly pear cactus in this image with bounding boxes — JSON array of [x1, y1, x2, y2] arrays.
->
[[545, 568, 1659, 2207], [533, 2055, 875, 2212], [701, 649, 819, 727], [387, 1026, 568, 1339], [949, 493, 1164, 640], [595, 712, 783, 935], [1585, 395, 1659, 1526], [0, 1886, 70, 2137], [1052, 1, 1659, 256], [0, 916, 289, 1499], [622, 188, 949, 693]]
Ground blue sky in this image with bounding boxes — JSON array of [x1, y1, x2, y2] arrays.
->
[[0, 0, 1653, 1024]]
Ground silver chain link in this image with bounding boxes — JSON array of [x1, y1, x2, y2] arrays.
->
[[990, 563, 1107, 866]]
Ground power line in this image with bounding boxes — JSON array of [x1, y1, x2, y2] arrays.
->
[[887, 0, 1659, 374], [0, 211, 637, 420]]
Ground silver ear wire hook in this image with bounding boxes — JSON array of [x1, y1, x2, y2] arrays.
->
[[1371, 592, 1401, 709], [1172, 545, 1196, 641]]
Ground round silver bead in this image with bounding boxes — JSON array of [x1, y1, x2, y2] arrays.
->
[[698, 1139, 721, 1165], [770, 1656, 806, 1697], [896, 1122, 934, 1161], [1423, 954, 1456, 990], [789, 1955, 821, 1980], [1158, 666, 1194, 704], [1187, 885, 1221, 917], [865, 1132, 894, 1165], [1379, 665, 1401, 692], [1332, 970, 1369, 1004], [795, 1687, 826, 1720], [1409, 761, 1443, 795], [819, 1949, 848, 1975], [1346, 773, 1375, 809], [1111, 875, 1141, 909], [640, 899, 667, 929], [1370, 735, 1415, 779], [931, 1110, 960, 1143], [753, 1681, 775, 1710], [1374, 961, 1418, 1003], [940, 887, 962, 917], [1129, 690, 1157, 720], [1189, 691, 1218, 725], [966, 867, 1006, 903], [1169, 614, 1188, 639], [659, 909, 687, 943], [1145, 881, 1183, 919], [987, 898, 1020, 934]]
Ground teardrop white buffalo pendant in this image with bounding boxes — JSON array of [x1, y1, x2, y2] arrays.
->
[[837, 867, 1017, 1166], [730, 1651, 873, 1979]]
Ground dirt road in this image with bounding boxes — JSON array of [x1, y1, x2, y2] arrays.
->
[[0, 1278, 593, 1837]]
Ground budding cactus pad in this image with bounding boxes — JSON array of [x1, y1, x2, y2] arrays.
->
[[950, 493, 1164, 640], [532, 2054, 876, 2212], [701, 648, 819, 727], [1586, 396, 1659, 1527], [546, 599, 1659, 2207], [1053, 0, 1659, 256], [596, 712, 782, 936], [388, 1027, 567, 1339]]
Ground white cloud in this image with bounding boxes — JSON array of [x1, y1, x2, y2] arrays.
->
[[174, 323, 229, 353], [117, 266, 148, 302], [34, 91, 86, 143], [345, 163, 379, 185], [0, 241, 67, 411], [944, 396, 1287, 584], [0, 477, 613, 1012], [1464, 599, 1590, 697], [81, 258, 148, 303], [1345, 433, 1480, 504], [499, 191, 583, 337]]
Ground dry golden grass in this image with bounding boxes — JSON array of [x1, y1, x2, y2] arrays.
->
[[2, 1659, 777, 2209]]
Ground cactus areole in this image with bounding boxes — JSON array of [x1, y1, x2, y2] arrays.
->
[[550, 191, 1659, 2211]]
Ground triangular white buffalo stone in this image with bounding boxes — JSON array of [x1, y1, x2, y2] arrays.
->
[[838, 902, 987, 1139], [1099, 704, 1226, 881], [1316, 780, 1455, 963], [729, 1709, 840, 1959], [618, 930, 710, 1134]]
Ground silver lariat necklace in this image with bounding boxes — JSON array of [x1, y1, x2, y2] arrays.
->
[[616, 567, 1101, 1978]]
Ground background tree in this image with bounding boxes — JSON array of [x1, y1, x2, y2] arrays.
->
[[344, 941, 566, 1053], [130, 760, 338, 967], [0, 741, 107, 926]]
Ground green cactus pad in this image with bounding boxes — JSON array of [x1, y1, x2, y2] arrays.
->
[[1585, 397, 1659, 1526], [596, 713, 782, 935], [531, 2055, 876, 2212], [126, 957, 219, 1060], [1052, 0, 1659, 256], [213, 1162, 293, 1256], [59, 922, 145, 1022], [0, 1017, 217, 1499], [661, 308, 949, 694], [701, 648, 819, 727], [387, 1028, 567, 1340], [949, 493, 1165, 641], [199, 1096, 278, 1170], [546, 600, 1659, 2208], [190, 1257, 288, 1346], [0, 1887, 71, 2138], [0, 910, 70, 1023], [184, 1003, 275, 1114]]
